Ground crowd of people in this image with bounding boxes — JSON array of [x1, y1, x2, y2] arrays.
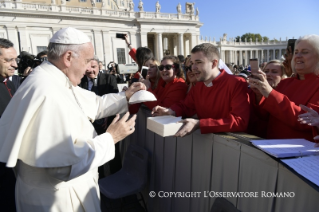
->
[[0, 27, 319, 211]]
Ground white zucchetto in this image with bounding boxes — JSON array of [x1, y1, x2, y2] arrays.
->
[[50, 27, 90, 44]]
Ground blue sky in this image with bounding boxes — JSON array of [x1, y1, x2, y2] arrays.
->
[[133, 0, 319, 40]]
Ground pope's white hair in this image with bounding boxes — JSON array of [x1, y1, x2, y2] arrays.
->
[[47, 43, 83, 61]]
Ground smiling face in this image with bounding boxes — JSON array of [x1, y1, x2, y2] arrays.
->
[[86, 60, 99, 79], [160, 59, 176, 83], [0, 47, 18, 78], [145, 59, 158, 80], [293, 40, 318, 75], [263, 63, 283, 88], [185, 58, 197, 84], [191, 51, 216, 83]]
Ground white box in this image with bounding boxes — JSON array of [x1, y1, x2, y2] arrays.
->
[[147, 116, 184, 137]]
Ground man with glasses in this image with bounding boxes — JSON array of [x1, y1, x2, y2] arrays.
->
[[152, 43, 250, 137], [0, 38, 17, 211], [36, 50, 48, 65], [0, 38, 18, 116]]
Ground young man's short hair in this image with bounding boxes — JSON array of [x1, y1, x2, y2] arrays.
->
[[191, 43, 220, 61]]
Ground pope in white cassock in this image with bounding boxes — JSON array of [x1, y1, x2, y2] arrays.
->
[[0, 27, 145, 211]]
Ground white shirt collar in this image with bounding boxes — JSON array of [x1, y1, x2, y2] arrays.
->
[[204, 70, 221, 87]]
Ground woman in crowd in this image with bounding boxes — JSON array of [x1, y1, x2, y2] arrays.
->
[[249, 34, 319, 142], [247, 60, 287, 137], [124, 34, 153, 82], [184, 55, 197, 93], [129, 58, 162, 113], [142, 55, 188, 110]]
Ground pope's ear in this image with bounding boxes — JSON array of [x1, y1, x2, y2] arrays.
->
[[62, 51, 73, 68]]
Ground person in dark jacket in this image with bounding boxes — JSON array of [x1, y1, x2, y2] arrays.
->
[[0, 38, 17, 212], [79, 56, 122, 178]]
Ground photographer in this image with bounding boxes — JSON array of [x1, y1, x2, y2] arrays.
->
[[18, 50, 48, 83], [107, 61, 120, 74]]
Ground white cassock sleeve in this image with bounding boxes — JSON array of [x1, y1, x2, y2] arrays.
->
[[44, 91, 129, 181], [45, 132, 115, 181]]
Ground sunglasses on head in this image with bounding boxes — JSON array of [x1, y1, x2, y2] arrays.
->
[[158, 64, 174, 71], [185, 66, 192, 72]]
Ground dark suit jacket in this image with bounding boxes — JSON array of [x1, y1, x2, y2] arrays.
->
[[0, 76, 16, 211], [79, 73, 119, 95], [10, 75, 22, 90], [0, 76, 16, 117], [79, 73, 119, 135]]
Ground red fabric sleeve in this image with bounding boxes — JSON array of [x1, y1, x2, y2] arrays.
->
[[199, 81, 250, 134], [129, 48, 137, 62], [128, 103, 141, 114], [170, 86, 196, 118], [144, 81, 187, 110], [261, 89, 319, 132], [133, 71, 140, 80]]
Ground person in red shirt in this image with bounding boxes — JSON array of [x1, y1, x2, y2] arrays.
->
[[248, 60, 287, 138], [124, 34, 153, 82], [152, 43, 250, 137], [128, 58, 163, 114], [142, 55, 187, 110], [249, 34, 319, 142], [184, 55, 198, 93]]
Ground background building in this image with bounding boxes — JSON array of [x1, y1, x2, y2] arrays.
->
[[0, 0, 288, 66], [0, 1, 201, 65], [198, 33, 289, 66]]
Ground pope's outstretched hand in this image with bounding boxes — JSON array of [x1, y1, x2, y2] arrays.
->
[[106, 112, 136, 143], [125, 82, 146, 100]]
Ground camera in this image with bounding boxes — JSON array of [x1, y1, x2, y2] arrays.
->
[[116, 33, 126, 40], [17, 51, 38, 74], [17, 51, 48, 74]]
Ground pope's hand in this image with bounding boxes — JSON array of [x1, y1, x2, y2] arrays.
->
[[125, 82, 146, 101], [106, 112, 136, 143], [152, 106, 175, 116], [175, 118, 200, 137]]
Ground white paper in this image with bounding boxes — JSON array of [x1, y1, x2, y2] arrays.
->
[[129, 90, 157, 104], [251, 139, 319, 158], [282, 155, 319, 187]]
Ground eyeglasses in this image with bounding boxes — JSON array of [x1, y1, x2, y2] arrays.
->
[[1, 57, 19, 64], [39, 57, 47, 62], [158, 64, 174, 71], [185, 66, 192, 72]]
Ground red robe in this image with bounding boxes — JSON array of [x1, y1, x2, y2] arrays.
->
[[144, 77, 187, 110], [170, 70, 250, 134], [129, 48, 137, 62], [128, 48, 141, 80], [259, 73, 319, 142]]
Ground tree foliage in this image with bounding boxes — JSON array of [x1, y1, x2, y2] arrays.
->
[[235, 33, 269, 42]]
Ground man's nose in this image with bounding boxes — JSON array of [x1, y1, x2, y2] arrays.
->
[[12, 60, 18, 68]]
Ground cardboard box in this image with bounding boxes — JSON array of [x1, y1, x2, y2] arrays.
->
[[147, 116, 184, 137]]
